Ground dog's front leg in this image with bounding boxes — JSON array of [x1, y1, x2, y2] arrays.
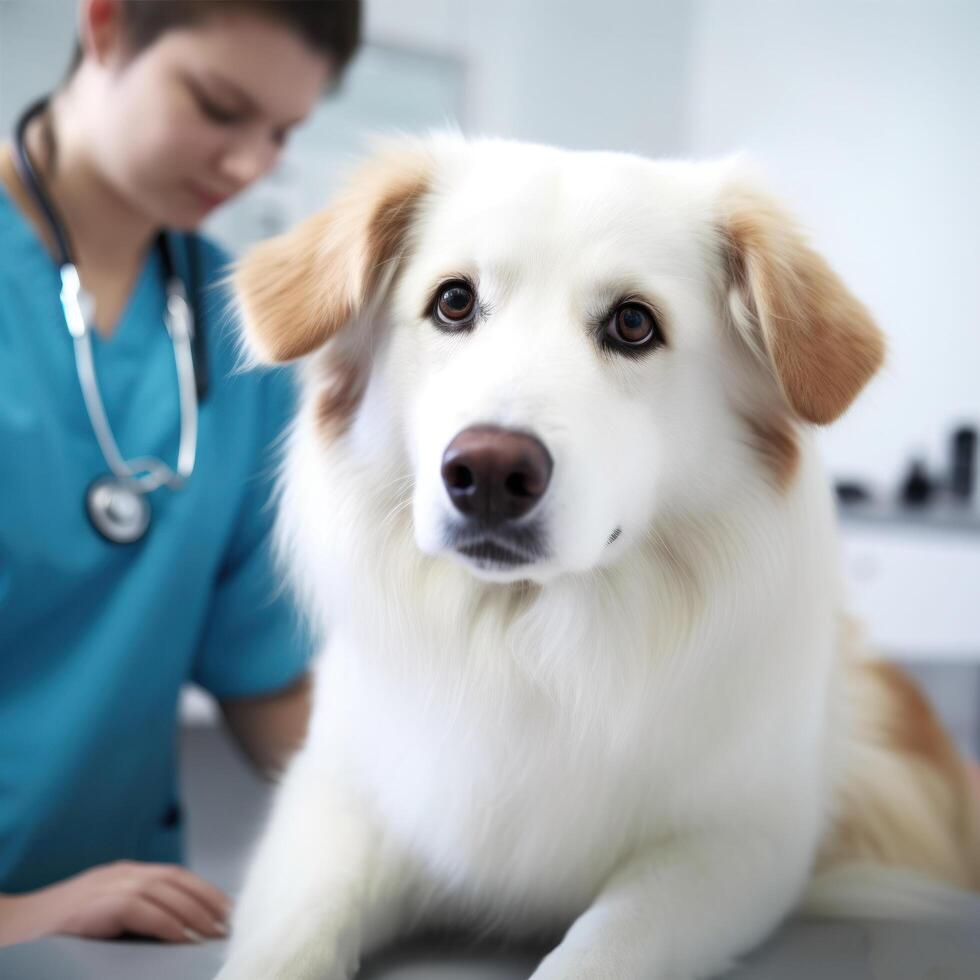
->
[[530, 820, 814, 980], [216, 751, 412, 980]]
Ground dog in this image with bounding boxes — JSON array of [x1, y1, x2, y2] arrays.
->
[[217, 136, 980, 979]]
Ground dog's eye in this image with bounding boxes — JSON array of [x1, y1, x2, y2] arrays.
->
[[605, 303, 663, 351], [433, 282, 477, 330]]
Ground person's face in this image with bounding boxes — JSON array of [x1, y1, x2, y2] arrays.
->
[[90, 12, 332, 229]]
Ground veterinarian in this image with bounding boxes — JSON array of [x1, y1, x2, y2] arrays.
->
[[0, 0, 360, 947]]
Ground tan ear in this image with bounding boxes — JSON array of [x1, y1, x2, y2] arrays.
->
[[234, 143, 432, 363], [721, 183, 885, 425]]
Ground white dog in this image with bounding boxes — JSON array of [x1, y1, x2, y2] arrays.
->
[[219, 137, 979, 979]]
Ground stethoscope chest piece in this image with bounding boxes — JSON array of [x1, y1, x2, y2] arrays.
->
[[86, 476, 151, 544]]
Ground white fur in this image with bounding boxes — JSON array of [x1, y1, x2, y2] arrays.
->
[[219, 139, 888, 979]]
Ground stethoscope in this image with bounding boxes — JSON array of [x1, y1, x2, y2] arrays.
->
[[13, 97, 208, 544]]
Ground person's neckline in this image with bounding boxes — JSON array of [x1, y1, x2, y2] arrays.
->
[[0, 139, 161, 343]]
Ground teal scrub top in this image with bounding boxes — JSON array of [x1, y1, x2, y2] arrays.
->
[[0, 185, 311, 893]]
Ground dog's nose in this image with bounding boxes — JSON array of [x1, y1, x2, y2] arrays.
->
[[441, 426, 553, 525]]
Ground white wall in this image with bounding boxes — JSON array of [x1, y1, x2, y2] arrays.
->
[[367, 0, 696, 156], [0, 0, 78, 136]]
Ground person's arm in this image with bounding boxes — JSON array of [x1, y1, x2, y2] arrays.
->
[[0, 863, 231, 948], [218, 671, 313, 780]]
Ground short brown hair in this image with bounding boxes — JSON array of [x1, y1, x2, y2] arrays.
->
[[67, 0, 361, 80]]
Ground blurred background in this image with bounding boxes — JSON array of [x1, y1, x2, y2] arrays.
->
[[2, 0, 978, 753]]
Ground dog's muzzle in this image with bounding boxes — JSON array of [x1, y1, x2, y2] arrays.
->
[[440, 425, 552, 568]]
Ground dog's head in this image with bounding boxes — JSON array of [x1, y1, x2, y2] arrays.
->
[[236, 138, 883, 585]]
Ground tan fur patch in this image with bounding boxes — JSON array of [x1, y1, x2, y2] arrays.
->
[[818, 651, 980, 890], [742, 413, 800, 491], [315, 351, 368, 440], [722, 186, 886, 426], [869, 661, 960, 765]]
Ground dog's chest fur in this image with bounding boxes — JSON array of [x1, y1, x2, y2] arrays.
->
[[317, 652, 679, 926], [309, 540, 831, 929]]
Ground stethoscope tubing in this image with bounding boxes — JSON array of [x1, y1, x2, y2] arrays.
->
[[13, 97, 204, 500]]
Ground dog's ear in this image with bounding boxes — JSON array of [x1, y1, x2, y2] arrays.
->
[[234, 144, 432, 363], [720, 182, 885, 425]]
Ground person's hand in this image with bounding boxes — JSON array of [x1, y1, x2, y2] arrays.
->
[[0, 861, 231, 947]]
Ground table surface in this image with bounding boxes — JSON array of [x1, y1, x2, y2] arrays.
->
[[3, 725, 979, 979]]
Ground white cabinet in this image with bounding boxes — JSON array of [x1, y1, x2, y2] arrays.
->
[[840, 514, 980, 662]]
